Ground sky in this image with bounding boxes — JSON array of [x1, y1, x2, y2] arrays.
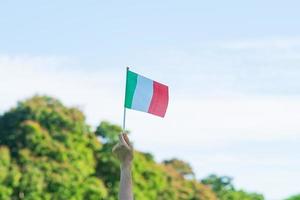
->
[[1, 1, 300, 199]]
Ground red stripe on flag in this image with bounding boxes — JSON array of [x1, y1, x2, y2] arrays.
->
[[148, 81, 169, 117]]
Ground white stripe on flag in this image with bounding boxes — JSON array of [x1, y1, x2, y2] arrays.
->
[[131, 75, 153, 112]]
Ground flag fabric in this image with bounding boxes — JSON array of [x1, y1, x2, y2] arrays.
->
[[125, 69, 169, 117]]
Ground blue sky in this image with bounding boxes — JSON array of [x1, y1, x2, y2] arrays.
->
[[1, 1, 300, 199]]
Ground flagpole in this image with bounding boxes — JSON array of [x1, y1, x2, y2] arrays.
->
[[122, 107, 126, 131], [122, 67, 129, 132]]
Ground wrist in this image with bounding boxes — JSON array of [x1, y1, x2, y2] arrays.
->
[[121, 161, 132, 170]]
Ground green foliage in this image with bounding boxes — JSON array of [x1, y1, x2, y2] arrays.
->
[[285, 194, 300, 200], [163, 158, 195, 178], [0, 146, 21, 200], [221, 190, 264, 200], [95, 121, 123, 144], [201, 174, 234, 195], [201, 174, 264, 200], [0, 96, 107, 200], [160, 164, 217, 200]]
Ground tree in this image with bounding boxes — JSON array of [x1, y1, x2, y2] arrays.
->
[[95, 121, 123, 144], [285, 194, 300, 200], [201, 174, 234, 195], [0, 96, 107, 200], [201, 174, 264, 200], [163, 158, 195, 179]]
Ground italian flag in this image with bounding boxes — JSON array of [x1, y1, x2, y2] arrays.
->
[[124, 69, 169, 117]]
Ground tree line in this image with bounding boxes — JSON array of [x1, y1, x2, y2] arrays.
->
[[0, 96, 296, 199]]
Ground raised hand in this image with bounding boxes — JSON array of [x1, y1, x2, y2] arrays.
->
[[112, 133, 133, 165]]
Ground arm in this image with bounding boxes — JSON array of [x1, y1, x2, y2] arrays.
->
[[120, 161, 133, 200], [113, 133, 134, 200]]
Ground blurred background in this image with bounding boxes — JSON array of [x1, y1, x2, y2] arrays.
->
[[1, 1, 300, 199]]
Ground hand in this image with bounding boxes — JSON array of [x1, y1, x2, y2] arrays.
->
[[112, 133, 133, 165]]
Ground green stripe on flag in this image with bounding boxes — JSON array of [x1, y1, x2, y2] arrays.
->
[[125, 70, 138, 108]]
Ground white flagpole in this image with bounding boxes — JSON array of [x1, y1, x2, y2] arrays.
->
[[122, 106, 126, 132], [122, 67, 129, 132]]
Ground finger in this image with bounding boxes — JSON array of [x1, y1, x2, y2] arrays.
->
[[122, 134, 130, 146], [123, 134, 133, 149], [112, 143, 125, 152], [113, 143, 127, 152], [120, 134, 131, 149]]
